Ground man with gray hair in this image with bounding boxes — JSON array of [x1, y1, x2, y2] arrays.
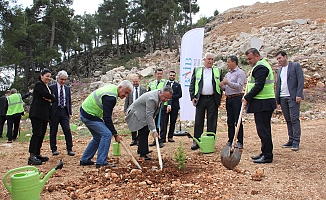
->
[[189, 52, 222, 150], [80, 80, 132, 168], [126, 86, 173, 160], [49, 70, 74, 156]]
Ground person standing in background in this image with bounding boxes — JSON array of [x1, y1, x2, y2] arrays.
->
[[219, 56, 246, 149], [160, 70, 182, 143], [28, 68, 56, 165], [148, 68, 167, 148], [189, 52, 222, 150], [124, 76, 147, 146], [6, 88, 32, 143], [0, 90, 11, 138], [275, 51, 304, 151], [49, 70, 75, 156]]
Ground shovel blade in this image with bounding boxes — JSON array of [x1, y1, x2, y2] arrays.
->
[[221, 145, 243, 170]]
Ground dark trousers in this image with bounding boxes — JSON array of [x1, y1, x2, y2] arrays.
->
[[7, 115, 21, 141], [49, 107, 73, 151], [226, 96, 243, 144], [29, 117, 48, 155], [0, 116, 6, 137], [280, 97, 301, 145], [254, 111, 273, 159], [137, 125, 150, 155], [164, 108, 179, 139], [131, 131, 138, 141], [159, 107, 168, 142], [194, 95, 218, 139]]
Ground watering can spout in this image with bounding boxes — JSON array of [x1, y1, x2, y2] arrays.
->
[[39, 160, 63, 191], [192, 138, 202, 148]]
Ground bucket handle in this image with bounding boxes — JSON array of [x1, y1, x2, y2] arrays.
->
[[201, 132, 216, 140], [3, 166, 38, 193]]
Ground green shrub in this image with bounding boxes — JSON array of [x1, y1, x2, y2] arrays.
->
[[173, 141, 187, 170]]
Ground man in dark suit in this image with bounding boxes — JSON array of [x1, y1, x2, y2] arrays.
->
[[124, 76, 147, 146], [189, 52, 222, 150], [160, 70, 182, 143], [49, 70, 74, 156], [0, 90, 10, 138], [243, 48, 276, 164], [275, 51, 304, 151]]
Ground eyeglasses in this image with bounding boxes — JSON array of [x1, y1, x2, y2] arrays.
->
[[162, 94, 171, 100]]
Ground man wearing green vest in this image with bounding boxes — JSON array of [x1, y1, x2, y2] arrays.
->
[[242, 48, 276, 164], [6, 88, 32, 143], [148, 68, 167, 148], [189, 52, 222, 150], [79, 80, 133, 168]]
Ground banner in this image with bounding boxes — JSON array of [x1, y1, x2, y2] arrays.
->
[[179, 28, 204, 121]]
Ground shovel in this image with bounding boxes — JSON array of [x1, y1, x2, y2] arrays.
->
[[155, 137, 163, 170], [120, 140, 142, 170], [221, 102, 244, 170]]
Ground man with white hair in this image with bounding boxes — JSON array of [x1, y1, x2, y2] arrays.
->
[[49, 70, 74, 156], [189, 52, 223, 150], [80, 80, 132, 168]]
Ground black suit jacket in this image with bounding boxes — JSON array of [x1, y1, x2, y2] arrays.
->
[[29, 81, 56, 121], [167, 81, 182, 109], [189, 66, 222, 107], [244, 64, 276, 113], [0, 96, 7, 117], [49, 84, 72, 117]]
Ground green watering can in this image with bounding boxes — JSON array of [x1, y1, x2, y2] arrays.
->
[[192, 132, 217, 153], [112, 142, 121, 156], [3, 160, 63, 200]]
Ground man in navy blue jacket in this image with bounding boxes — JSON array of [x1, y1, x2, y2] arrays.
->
[[49, 70, 74, 156]]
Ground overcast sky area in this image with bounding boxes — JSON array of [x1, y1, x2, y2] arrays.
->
[[17, 0, 283, 22]]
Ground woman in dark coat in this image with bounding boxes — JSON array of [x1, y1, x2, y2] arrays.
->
[[28, 68, 56, 165]]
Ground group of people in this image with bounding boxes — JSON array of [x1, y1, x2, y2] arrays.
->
[[1, 47, 303, 167], [189, 48, 303, 164]]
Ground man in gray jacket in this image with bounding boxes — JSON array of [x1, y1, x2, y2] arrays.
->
[[275, 51, 304, 151], [125, 86, 173, 160]]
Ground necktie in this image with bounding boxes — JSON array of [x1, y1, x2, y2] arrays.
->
[[170, 81, 173, 87], [157, 103, 163, 128], [135, 87, 138, 99], [157, 80, 160, 86], [59, 86, 64, 108]]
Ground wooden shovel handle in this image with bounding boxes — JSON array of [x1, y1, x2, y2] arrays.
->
[[155, 137, 163, 170], [120, 140, 142, 170]]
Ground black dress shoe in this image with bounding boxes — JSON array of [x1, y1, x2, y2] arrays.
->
[[191, 142, 199, 150], [253, 155, 273, 163], [140, 154, 151, 160], [159, 142, 164, 148], [137, 150, 153, 154], [130, 140, 138, 146], [168, 138, 175, 142], [35, 155, 49, 162], [251, 155, 262, 160], [67, 150, 75, 156], [80, 160, 95, 166], [28, 156, 42, 165], [149, 141, 156, 146], [52, 151, 59, 156]]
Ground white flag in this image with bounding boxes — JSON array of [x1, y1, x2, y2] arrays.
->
[[179, 28, 204, 121]]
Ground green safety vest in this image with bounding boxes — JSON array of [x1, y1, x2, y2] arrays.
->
[[82, 84, 118, 118], [194, 66, 221, 95], [6, 93, 24, 116], [247, 59, 275, 99], [148, 79, 168, 105]]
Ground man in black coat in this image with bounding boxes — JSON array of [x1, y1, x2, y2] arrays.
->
[[160, 70, 182, 143], [243, 48, 276, 164], [0, 90, 10, 138]]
